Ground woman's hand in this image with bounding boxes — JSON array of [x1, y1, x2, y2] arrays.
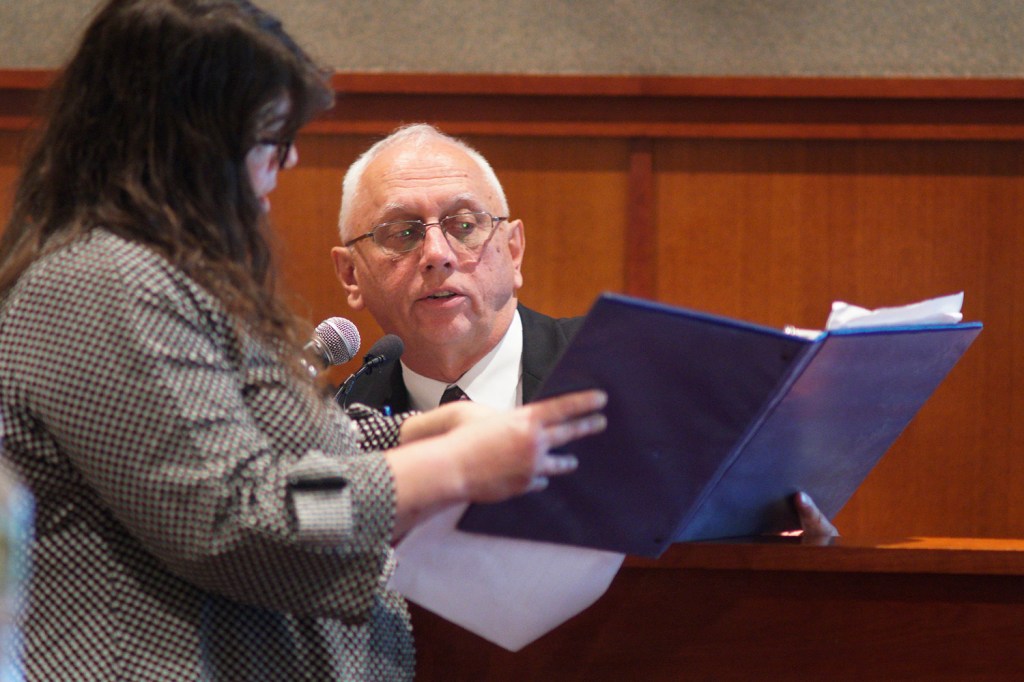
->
[[386, 389, 607, 538], [447, 389, 607, 503], [398, 400, 496, 444]]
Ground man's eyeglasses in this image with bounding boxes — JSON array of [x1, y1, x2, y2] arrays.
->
[[344, 212, 508, 254], [257, 137, 293, 169]]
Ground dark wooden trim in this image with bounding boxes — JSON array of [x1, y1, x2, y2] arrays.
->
[[1, 69, 1024, 98], [625, 536, 1024, 577], [0, 70, 56, 89], [4, 69, 1024, 98], [331, 73, 1024, 100], [4, 70, 1024, 139], [313, 91, 1024, 140]]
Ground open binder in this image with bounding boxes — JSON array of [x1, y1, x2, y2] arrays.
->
[[457, 293, 982, 557]]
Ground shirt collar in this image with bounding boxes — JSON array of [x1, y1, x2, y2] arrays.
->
[[403, 309, 523, 411]]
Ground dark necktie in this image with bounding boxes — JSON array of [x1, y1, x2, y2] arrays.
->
[[439, 384, 469, 405]]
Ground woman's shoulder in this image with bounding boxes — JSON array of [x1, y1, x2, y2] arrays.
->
[[56, 228, 171, 276], [23, 228, 189, 292], [5, 228, 212, 322]]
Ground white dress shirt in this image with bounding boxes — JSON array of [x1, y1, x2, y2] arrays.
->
[[402, 309, 524, 411]]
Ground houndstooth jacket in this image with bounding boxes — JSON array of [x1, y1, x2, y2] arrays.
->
[[0, 229, 415, 680]]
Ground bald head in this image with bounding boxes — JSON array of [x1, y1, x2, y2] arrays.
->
[[338, 123, 508, 242]]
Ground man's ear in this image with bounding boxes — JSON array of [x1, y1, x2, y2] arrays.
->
[[507, 218, 525, 290], [330, 246, 365, 310]]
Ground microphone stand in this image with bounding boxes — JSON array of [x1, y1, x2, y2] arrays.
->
[[335, 365, 367, 408], [335, 353, 392, 408]]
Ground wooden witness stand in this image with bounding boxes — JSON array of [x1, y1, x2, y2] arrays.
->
[[410, 536, 1024, 681]]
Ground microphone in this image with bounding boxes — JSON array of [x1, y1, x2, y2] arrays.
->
[[302, 317, 361, 377], [336, 334, 404, 406]]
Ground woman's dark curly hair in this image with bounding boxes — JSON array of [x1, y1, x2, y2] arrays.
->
[[0, 0, 333, 355]]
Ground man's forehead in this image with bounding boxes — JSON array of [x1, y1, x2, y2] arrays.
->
[[362, 143, 494, 211], [372, 140, 477, 184], [378, 191, 477, 215], [377, 163, 472, 190]]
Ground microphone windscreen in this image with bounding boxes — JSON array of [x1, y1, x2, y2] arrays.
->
[[314, 317, 361, 365], [367, 334, 404, 363]]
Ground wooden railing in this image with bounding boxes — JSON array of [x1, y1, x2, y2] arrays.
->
[[412, 536, 1024, 680]]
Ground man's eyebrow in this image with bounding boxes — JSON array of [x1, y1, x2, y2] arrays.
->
[[440, 194, 481, 213], [376, 202, 415, 222], [380, 200, 410, 214]]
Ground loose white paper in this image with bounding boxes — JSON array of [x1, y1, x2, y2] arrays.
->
[[390, 504, 624, 651], [826, 292, 964, 330], [786, 292, 965, 338]]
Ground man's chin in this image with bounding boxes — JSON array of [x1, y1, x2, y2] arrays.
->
[[404, 316, 477, 349]]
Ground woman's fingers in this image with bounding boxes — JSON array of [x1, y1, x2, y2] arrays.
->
[[540, 453, 579, 476], [450, 389, 607, 502], [523, 390, 607, 493], [526, 476, 549, 493], [543, 412, 607, 450], [528, 389, 608, 425]]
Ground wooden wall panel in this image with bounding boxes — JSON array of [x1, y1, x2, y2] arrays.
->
[[0, 131, 27, 228], [4, 73, 1024, 540], [469, 136, 629, 317], [655, 138, 1024, 537]]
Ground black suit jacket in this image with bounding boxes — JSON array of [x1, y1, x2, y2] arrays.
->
[[338, 304, 583, 413]]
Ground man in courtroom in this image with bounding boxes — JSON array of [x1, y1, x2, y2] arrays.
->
[[330, 122, 835, 535]]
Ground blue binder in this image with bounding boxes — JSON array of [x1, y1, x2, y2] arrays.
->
[[456, 293, 982, 557]]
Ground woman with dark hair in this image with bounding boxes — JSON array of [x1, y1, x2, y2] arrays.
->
[[0, 1, 606, 679]]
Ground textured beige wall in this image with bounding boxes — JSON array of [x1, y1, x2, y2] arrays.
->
[[1, 0, 1023, 76]]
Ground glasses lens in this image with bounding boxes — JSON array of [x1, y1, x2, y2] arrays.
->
[[374, 221, 426, 253], [441, 213, 493, 248]]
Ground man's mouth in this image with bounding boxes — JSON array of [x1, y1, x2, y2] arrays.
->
[[426, 291, 457, 300]]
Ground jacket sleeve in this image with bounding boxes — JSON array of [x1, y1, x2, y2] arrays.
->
[[344, 403, 417, 452]]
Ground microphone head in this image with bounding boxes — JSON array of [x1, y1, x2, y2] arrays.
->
[[313, 317, 361, 365], [365, 334, 404, 365]]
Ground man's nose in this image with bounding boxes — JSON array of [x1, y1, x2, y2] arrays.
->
[[420, 223, 454, 267]]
